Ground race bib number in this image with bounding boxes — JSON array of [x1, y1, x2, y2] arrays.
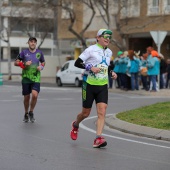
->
[[87, 64, 108, 85]]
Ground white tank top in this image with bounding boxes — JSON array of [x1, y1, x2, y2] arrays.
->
[[79, 43, 112, 85]]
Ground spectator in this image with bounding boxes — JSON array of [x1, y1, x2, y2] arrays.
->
[[146, 48, 160, 92], [119, 51, 129, 91], [124, 51, 131, 90], [159, 54, 167, 89], [166, 59, 170, 88], [113, 51, 123, 88], [127, 50, 141, 91], [140, 53, 149, 91]]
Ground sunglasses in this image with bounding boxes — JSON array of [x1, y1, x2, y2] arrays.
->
[[100, 35, 112, 40]]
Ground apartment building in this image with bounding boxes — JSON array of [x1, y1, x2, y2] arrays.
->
[[80, 0, 170, 59]]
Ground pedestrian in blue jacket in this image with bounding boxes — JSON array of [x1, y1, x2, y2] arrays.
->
[[146, 49, 160, 92], [119, 51, 129, 90], [113, 51, 123, 88], [127, 50, 141, 91], [140, 53, 149, 91]]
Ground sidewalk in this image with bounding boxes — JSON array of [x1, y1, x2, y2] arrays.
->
[[108, 87, 170, 97], [106, 87, 170, 141]]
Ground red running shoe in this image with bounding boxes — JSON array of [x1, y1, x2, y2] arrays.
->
[[70, 121, 79, 140], [93, 136, 107, 148]]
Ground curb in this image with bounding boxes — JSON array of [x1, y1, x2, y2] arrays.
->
[[105, 114, 170, 142], [108, 88, 170, 97]]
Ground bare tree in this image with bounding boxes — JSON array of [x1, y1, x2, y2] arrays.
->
[[59, 0, 96, 49]]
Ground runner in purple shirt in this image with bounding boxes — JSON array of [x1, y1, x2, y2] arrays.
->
[[14, 37, 45, 122]]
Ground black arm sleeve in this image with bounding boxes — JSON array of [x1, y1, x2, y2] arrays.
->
[[74, 58, 85, 69]]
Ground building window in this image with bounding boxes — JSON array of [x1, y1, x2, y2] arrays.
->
[[148, 0, 160, 15], [164, 0, 170, 14], [11, 47, 19, 60], [153, 0, 159, 6], [11, 18, 33, 32], [11, 17, 53, 34], [120, 0, 140, 18], [128, 0, 140, 17], [40, 48, 51, 56], [168, 0, 170, 5]]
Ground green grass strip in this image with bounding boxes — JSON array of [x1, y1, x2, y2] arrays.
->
[[116, 102, 170, 130]]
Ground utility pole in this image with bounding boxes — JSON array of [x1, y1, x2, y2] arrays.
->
[[53, 0, 61, 67], [53, 0, 58, 47], [0, 0, 2, 73], [0, 1, 3, 85]]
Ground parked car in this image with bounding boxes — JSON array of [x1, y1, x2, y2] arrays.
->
[[56, 60, 84, 87]]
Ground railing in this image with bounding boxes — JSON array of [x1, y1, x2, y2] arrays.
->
[[148, 7, 159, 15], [10, 31, 53, 39]]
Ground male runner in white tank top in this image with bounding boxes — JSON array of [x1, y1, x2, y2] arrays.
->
[[70, 29, 117, 148]]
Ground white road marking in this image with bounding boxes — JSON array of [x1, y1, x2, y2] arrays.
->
[[80, 115, 170, 149], [129, 96, 169, 99], [54, 98, 73, 100], [41, 87, 81, 92], [0, 99, 19, 102]]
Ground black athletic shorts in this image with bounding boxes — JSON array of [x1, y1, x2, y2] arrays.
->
[[82, 81, 108, 108], [22, 82, 40, 95]]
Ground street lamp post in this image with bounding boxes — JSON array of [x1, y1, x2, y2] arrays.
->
[[52, 0, 61, 67], [0, 1, 2, 73], [0, 1, 3, 85]]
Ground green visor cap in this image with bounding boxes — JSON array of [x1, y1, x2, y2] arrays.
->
[[97, 29, 113, 36], [102, 30, 112, 35]]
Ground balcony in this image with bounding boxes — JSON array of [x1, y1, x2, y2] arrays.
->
[[148, 6, 159, 15], [164, 6, 170, 14]]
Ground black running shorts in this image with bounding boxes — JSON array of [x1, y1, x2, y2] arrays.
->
[[82, 81, 108, 108], [22, 82, 40, 95]]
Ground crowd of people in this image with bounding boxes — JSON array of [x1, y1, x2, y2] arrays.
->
[[108, 46, 170, 92]]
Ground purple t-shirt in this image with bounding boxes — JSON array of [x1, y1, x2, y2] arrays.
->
[[16, 49, 45, 83]]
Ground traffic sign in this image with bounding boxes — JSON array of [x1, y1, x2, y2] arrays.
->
[[150, 31, 167, 45]]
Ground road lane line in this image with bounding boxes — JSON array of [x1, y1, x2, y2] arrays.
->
[[80, 115, 170, 149], [0, 99, 19, 102]]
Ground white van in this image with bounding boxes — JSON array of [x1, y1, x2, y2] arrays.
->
[[56, 60, 84, 87]]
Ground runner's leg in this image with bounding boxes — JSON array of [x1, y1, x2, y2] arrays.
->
[[96, 102, 107, 135], [30, 90, 38, 112], [74, 108, 91, 127], [24, 94, 30, 113]]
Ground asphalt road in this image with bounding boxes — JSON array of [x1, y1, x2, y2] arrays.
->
[[0, 83, 170, 170]]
